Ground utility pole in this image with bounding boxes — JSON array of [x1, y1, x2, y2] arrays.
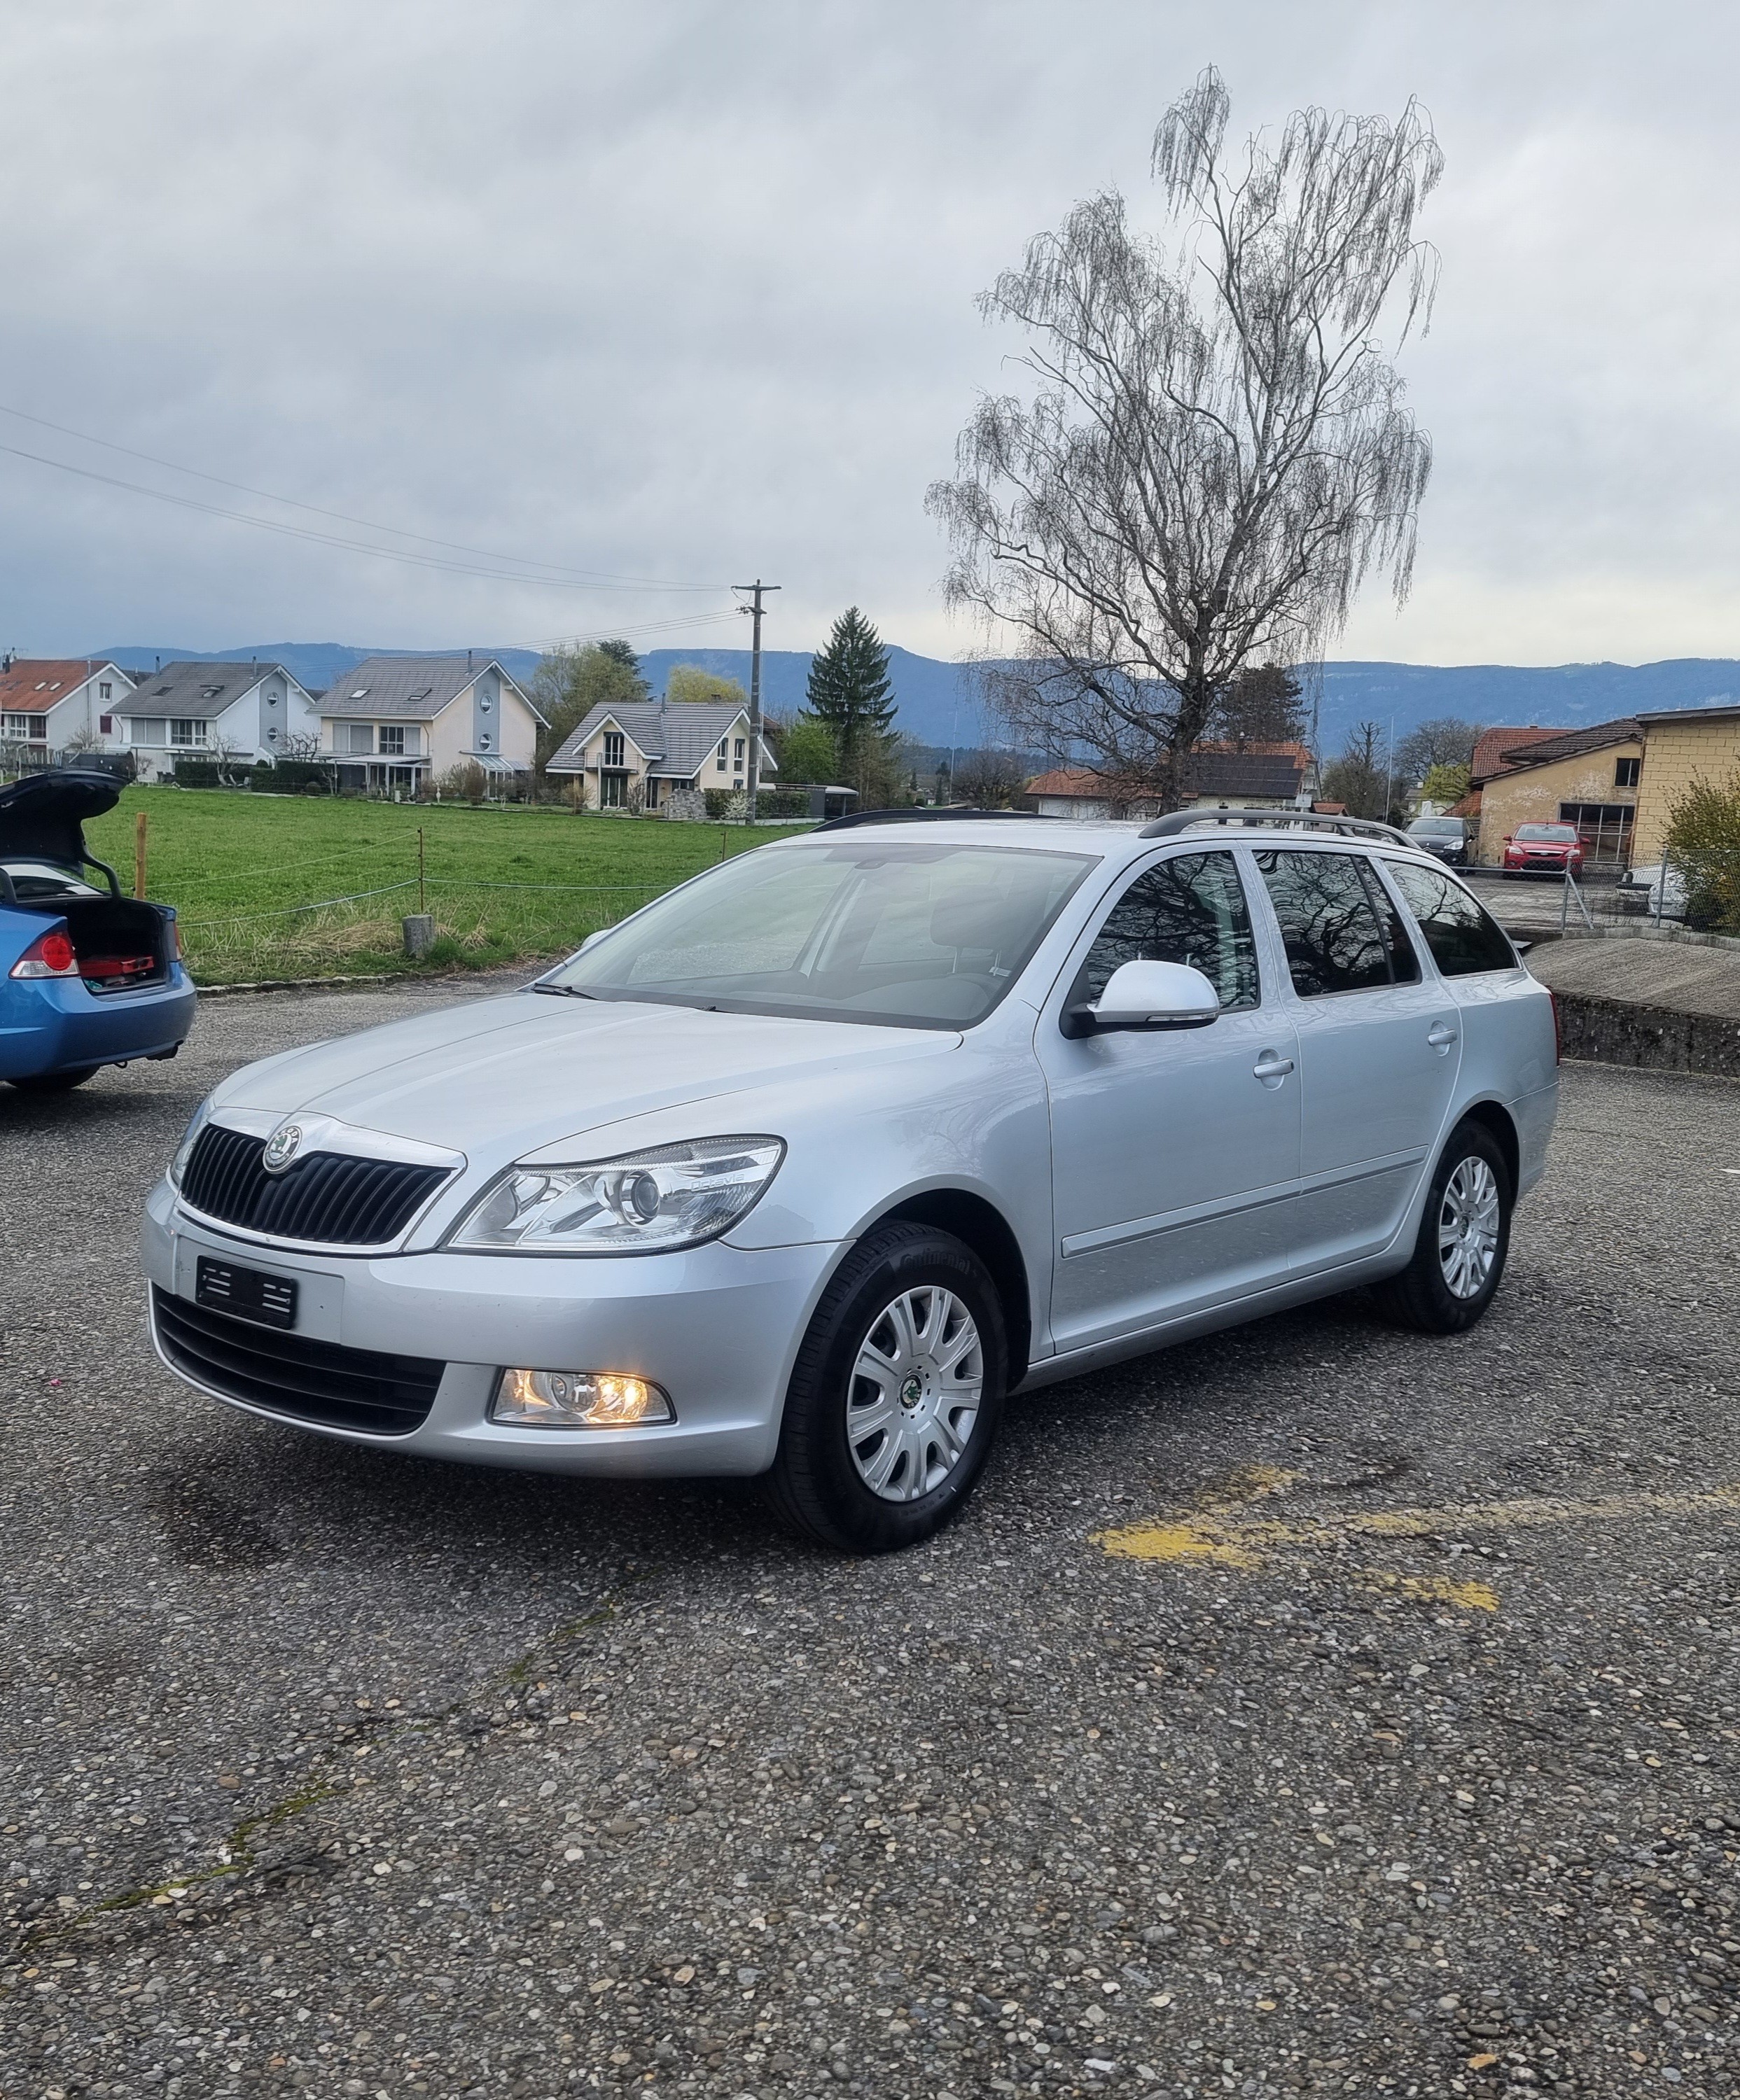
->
[[732, 579, 780, 822]]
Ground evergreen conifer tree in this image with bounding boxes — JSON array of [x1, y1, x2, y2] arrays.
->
[[803, 608, 898, 799]]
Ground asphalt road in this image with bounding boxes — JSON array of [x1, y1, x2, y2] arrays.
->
[[4, 979, 1739, 2100]]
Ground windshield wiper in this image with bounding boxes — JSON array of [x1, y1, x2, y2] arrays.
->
[[531, 982, 594, 998]]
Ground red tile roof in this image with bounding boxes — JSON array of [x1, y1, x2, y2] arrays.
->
[[1469, 724, 1560, 786], [0, 657, 119, 711]]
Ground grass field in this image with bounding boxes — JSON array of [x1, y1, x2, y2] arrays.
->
[[82, 788, 806, 985]]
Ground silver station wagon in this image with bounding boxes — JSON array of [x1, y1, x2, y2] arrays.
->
[[143, 809, 1559, 1552]]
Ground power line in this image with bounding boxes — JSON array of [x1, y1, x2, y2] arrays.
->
[[0, 415, 723, 593]]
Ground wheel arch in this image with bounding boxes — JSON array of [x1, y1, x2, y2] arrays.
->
[[875, 1188, 1033, 1390], [1456, 1096, 1520, 1194]]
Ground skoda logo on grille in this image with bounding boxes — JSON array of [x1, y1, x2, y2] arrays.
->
[[263, 1121, 305, 1174]]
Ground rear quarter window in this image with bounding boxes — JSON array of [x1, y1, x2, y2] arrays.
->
[[1384, 860, 1517, 976]]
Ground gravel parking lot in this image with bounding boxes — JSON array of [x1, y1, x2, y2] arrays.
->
[[4, 979, 1739, 2100]]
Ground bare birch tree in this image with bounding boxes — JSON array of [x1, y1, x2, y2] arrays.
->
[[927, 67, 1442, 802]]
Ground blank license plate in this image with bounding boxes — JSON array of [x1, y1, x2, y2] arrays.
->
[[195, 1256, 298, 1330]]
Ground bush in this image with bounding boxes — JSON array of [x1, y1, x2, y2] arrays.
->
[[172, 759, 230, 789], [1664, 772, 1740, 933], [258, 759, 333, 794], [436, 760, 489, 806]]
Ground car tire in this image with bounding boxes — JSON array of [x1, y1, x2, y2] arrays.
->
[[765, 1223, 1007, 1553], [8, 1066, 98, 1093], [1372, 1119, 1513, 1336]]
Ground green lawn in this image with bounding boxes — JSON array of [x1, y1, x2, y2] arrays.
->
[[83, 788, 806, 986]]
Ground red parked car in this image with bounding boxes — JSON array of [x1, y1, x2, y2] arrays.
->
[[1502, 822, 1585, 877]]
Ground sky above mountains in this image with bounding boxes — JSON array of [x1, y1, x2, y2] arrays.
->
[[5, 3, 1739, 668]]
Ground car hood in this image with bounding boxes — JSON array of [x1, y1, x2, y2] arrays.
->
[[211, 990, 961, 1161]]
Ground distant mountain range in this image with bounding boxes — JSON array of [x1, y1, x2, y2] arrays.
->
[[95, 640, 1740, 756]]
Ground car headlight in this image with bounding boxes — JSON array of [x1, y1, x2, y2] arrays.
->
[[447, 1135, 785, 1256], [168, 1096, 214, 1189]]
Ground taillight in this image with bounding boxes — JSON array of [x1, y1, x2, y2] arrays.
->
[[1550, 990, 1562, 1065], [10, 928, 79, 979]]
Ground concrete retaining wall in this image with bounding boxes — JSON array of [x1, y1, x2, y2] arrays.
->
[[1554, 993, 1740, 1079]]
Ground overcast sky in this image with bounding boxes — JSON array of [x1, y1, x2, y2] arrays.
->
[[1, 0, 1736, 667]]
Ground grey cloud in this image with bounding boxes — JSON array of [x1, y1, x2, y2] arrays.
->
[[0, 0, 1734, 666]]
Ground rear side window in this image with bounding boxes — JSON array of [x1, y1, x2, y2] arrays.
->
[[1254, 849, 1420, 997], [1073, 850, 1260, 1011], [1384, 860, 1517, 976]]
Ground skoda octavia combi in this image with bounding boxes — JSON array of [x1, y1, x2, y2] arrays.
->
[[143, 811, 1558, 1552]]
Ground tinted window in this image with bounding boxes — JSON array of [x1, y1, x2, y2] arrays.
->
[[1384, 860, 1517, 976], [1073, 850, 1260, 1011], [1254, 849, 1418, 997]]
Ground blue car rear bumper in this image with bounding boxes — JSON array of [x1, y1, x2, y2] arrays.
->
[[0, 965, 197, 1081]]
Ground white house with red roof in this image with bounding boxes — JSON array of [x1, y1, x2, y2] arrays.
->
[[0, 656, 135, 759]]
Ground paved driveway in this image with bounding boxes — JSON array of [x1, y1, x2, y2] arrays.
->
[[4, 981, 1739, 2099]]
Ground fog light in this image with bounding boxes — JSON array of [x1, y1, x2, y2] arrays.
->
[[491, 1368, 674, 1429]]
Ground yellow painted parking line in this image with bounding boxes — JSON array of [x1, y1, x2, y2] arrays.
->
[[1092, 1477, 1740, 1614]]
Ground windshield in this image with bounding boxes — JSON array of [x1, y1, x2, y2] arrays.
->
[[1, 858, 104, 902], [546, 840, 1097, 1028], [1409, 819, 1463, 836], [1516, 825, 1576, 842]]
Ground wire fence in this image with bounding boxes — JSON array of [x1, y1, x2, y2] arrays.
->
[[1548, 848, 1740, 939]]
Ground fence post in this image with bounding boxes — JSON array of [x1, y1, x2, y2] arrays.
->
[[417, 827, 426, 915], [134, 811, 148, 900]]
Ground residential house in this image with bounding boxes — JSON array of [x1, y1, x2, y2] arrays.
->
[[1473, 719, 1643, 868], [1022, 743, 1316, 820], [1457, 724, 1563, 847], [113, 661, 321, 780], [1630, 703, 1740, 864], [318, 656, 543, 794], [0, 657, 134, 761], [545, 699, 778, 811]]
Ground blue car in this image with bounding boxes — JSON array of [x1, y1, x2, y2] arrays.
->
[[1, 769, 196, 1093]]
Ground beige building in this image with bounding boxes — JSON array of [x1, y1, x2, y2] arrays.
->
[[1474, 719, 1643, 867], [1631, 704, 1740, 863], [319, 655, 543, 794], [545, 699, 777, 811]]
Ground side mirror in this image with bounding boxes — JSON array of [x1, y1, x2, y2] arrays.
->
[[576, 927, 611, 955], [1064, 959, 1220, 1038]]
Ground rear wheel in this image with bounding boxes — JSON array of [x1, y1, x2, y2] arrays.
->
[[9, 1066, 98, 1093], [765, 1224, 1006, 1553], [1373, 1119, 1512, 1335]]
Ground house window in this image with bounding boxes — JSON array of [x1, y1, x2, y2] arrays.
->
[[599, 771, 626, 808], [1615, 756, 1640, 789], [99, 715, 113, 734], [339, 722, 374, 757], [734, 737, 746, 772], [717, 738, 728, 772], [170, 719, 208, 748], [99, 681, 112, 701], [127, 719, 169, 746], [602, 730, 625, 768], [3, 713, 48, 740], [378, 725, 406, 756]]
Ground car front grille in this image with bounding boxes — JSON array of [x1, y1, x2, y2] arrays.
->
[[152, 1287, 444, 1436], [179, 1122, 451, 1247]]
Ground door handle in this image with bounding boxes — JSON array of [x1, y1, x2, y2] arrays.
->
[[1427, 1022, 1459, 1051], [1252, 1052, 1295, 1082]]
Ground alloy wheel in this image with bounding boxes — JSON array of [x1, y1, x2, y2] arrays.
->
[[846, 1285, 984, 1502], [1438, 1156, 1501, 1298]]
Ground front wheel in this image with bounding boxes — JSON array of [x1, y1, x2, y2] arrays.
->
[[765, 1224, 1007, 1553], [1372, 1119, 1512, 1335]]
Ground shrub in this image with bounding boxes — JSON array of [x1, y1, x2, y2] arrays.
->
[[172, 759, 230, 789], [1664, 771, 1740, 933], [436, 760, 489, 805]]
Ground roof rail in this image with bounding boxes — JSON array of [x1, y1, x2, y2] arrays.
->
[[813, 806, 1059, 833], [1139, 807, 1415, 848]]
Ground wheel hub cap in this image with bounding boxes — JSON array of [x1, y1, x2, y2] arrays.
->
[[847, 1285, 984, 1503], [1439, 1157, 1501, 1299]]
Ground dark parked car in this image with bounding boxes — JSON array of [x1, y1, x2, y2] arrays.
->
[[1, 770, 195, 1092], [1405, 816, 1470, 866]]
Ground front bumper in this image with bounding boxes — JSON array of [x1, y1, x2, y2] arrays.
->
[[141, 1179, 840, 1477], [1, 967, 197, 1080]]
